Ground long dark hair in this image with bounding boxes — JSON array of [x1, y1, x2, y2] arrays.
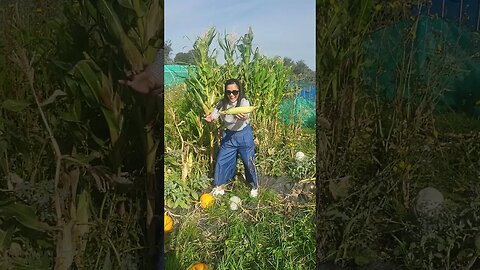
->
[[216, 78, 246, 111]]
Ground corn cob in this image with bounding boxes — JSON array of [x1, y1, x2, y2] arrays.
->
[[220, 106, 256, 115]]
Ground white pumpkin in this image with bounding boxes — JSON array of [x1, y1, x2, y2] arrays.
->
[[414, 187, 444, 219], [295, 151, 305, 162], [229, 196, 242, 211]]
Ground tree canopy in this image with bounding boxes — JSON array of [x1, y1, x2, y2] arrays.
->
[[174, 49, 196, 65]]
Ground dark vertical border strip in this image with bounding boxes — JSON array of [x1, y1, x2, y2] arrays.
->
[[315, 0, 321, 269], [477, 0, 480, 30], [155, 1, 165, 269]]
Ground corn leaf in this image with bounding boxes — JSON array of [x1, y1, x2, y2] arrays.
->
[[143, 0, 161, 46], [0, 226, 14, 250], [73, 60, 101, 105], [0, 202, 53, 231], [97, 0, 144, 70], [131, 0, 147, 17], [1, 100, 30, 112], [118, 0, 134, 10], [40, 90, 67, 107]]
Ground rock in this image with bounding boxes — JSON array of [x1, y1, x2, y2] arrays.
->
[[318, 116, 331, 130], [329, 176, 351, 200], [229, 202, 239, 211], [414, 187, 444, 219], [258, 175, 295, 195]]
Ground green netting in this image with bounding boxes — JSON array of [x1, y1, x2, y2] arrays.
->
[[279, 97, 316, 129], [165, 64, 316, 128], [363, 15, 480, 116], [165, 65, 193, 88]]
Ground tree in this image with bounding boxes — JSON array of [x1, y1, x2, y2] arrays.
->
[[293, 60, 310, 75], [174, 49, 196, 65], [283, 57, 295, 68], [281, 59, 315, 83], [164, 40, 173, 64]]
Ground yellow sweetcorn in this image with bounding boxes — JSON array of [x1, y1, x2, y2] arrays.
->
[[220, 106, 256, 115]]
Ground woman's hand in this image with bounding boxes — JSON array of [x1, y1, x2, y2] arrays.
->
[[235, 113, 248, 120], [119, 66, 162, 96], [204, 113, 214, 122]]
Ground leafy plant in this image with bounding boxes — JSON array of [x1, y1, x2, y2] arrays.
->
[[164, 27, 309, 210]]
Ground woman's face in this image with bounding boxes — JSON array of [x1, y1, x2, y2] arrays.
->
[[225, 83, 240, 103]]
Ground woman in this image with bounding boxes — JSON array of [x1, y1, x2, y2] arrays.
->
[[204, 78, 259, 198]]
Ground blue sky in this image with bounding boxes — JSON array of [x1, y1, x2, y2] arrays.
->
[[165, 0, 315, 70]]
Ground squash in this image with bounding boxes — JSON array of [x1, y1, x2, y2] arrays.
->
[[200, 193, 214, 209], [164, 214, 173, 233], [189, 263, 209, 270]]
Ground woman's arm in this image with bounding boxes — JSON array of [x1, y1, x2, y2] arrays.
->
[[204, 102, 222, 122], [119, 49, 163, 96]]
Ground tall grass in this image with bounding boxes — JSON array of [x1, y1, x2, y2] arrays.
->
[[317, 0, 480, 268]]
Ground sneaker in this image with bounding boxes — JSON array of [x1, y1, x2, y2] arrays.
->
[[250, 188, 258, 198], [211, 187, 225, 196]]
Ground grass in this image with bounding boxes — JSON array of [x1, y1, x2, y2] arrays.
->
[[434, 111, 480, 133], [164, 78, 316, 268], [165, 185, 315, 270], [316, 109, 480, 269]]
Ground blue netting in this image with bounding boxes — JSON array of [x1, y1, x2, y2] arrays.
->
[[279, 84, 316, 129]]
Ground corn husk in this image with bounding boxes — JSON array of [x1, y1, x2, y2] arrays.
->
[[220, 106, 256, 115]]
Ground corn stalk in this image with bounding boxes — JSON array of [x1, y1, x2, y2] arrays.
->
[[97, 0, 161, 224], [238, 27, 254, 79], [97, 0, 144, 70], [317, 0, 375, 150], [181, 27, 296, 176], [71, 54, 124, 147], [11, 49, 95, 270], [184, 27, 224, 167], [67, 0, 162, 268], [218, 31, 239, 79]]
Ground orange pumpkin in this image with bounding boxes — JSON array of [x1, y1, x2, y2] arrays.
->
[[164, 214, 173, 233], [200, 193, 214, 209], [189, 263, 209, 270]]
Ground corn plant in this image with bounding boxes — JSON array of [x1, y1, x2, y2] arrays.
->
[[166, 27, 299, 201], [0, 1, 161, 268], [317, 0, 375, 147], [316, 0, 377, 265], [218, 31, 240, 80], [183, 27, 224, 169], [61, 0, 162, 268]]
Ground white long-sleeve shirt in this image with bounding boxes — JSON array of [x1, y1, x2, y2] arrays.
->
[[150, 49, 163, 84], [211, 98, 251, 131]]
